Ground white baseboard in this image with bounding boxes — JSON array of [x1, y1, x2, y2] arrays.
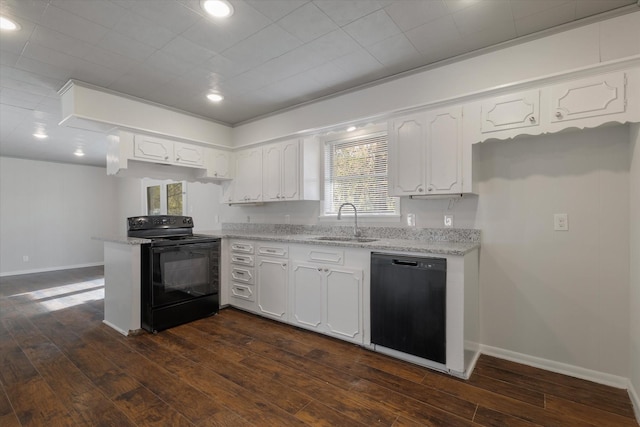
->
[[479, 344, 629, 389], [0, 262, 104, 278], [629, 379, 640, 424]]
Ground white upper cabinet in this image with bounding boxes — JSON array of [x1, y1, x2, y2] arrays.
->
[[549, 72, 626, 124], [133, 134, 174, 163], [231, 147, 263, 203], [427, 107, 463, 194], [174, 141, 204, 167], [263, 139, 300, 201], [134, 134, 204, 167], [471, 69, 638, 143], [204, 148, 232, 179], [481, 90, 540, 134], [389, 106, 464, 196], [389, 113, 426, 196]]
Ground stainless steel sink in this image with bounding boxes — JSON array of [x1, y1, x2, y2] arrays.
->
[[312, 236, 378, 243]]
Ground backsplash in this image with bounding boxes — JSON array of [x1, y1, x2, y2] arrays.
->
[[221, 223, 480, 243]]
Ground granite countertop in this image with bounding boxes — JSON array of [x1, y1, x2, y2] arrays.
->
[[94, 224, 480, 256]]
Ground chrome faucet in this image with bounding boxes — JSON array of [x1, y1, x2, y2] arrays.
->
[[337, 202, 361, 237]]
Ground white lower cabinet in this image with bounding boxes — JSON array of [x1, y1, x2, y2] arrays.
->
[[257, 257, 288, 321], [228, 240, 257, 313], [289, 246, 364, 345]]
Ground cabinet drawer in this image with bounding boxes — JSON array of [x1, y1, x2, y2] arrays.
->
[[230, 283, 255, 301], [306, 248, 344, 265], [231, 267, 254, 284], [231, 254, 254, 266], [231, 241, 254, 254], [257, 244, 288, 258]]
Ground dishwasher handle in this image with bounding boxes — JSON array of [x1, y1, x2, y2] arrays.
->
[[391, 259, 419, 267]]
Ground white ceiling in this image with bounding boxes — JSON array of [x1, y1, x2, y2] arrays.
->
[[1, 0, 638, 167]]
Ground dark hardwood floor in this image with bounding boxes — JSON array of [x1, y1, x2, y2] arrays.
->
[[0, 266, 637, 426]]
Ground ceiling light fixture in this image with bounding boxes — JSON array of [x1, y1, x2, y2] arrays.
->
[[33, 132, 48, 139], [0, 16, 20, 31], [206, 93, 224, 102], [346, 126, 357, 132], [74, 149, 85, 157], [201, 0, 234, 18]]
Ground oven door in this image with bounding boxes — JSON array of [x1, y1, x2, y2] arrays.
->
[[149, 242, 218, 308]]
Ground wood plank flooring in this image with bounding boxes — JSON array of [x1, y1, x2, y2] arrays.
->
[[0, 266, 637, 426]]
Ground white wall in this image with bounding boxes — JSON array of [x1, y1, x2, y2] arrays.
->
[[474, 126, 630, 378], [629, 124, 640, 416], [0, 157, 120, 276]]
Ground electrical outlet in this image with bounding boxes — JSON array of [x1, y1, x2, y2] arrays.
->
[[407, 213, 415, 227], [554, 213, 568, 231], [444, 214, 454, 228], [23, 255, 29, 262]]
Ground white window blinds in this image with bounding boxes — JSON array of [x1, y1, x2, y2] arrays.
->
[[324, 131, 398, 216]]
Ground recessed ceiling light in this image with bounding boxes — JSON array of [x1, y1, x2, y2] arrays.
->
[[33, 132, 48, 139], [74, 149, 85, 157], [0, 16, 20, 31], [206, 93, 224, 102], [346, 126, 357, 132], [201, 0, 234, 18]]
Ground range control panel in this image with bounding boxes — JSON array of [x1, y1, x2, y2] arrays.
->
[[127, 215, 193, 230]]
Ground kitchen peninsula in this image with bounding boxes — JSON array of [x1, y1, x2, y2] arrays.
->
[[97, 223, 480, 378]]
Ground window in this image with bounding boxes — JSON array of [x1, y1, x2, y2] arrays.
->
[[143, 179, 186, 216], [323, 130, 398, 217]]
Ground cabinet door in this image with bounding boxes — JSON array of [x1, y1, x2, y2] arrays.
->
[[426, 107, 462, 194], [389, 114, 426, 196], [481, 90, 540, 133], [262, 144, 282, 201], [174, 142, 204, 166], [206, 149, 231, 179], [550, 72, 625, 123], [257, 258, 288, 321], [133, 135, 172, 163], [233, 148, 262, 203], [290, 263, 324, 331], [280, 140, 300, 200], [325, 267, 362, 343]]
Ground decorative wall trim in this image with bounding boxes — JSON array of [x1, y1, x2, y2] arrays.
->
[[479, 344, 629, 389], [0, 262, 103, 278]]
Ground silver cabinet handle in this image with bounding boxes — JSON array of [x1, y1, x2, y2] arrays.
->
[[418, 187, 424, 192], [555, 111, 562, 118], [529, 116, 535, 123]]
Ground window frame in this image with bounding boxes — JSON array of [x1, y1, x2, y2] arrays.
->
[[142, 179, 187, 216], [320, 126, 400, 221]]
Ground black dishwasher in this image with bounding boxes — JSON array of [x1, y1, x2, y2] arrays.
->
[[371, 253, 446, 364]]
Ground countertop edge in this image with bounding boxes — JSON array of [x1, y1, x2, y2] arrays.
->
[[201, 231, 480, 256], [93, 232, 480, 256]]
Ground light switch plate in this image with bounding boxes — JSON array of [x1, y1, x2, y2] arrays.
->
[[554, 213, 568, 231], [407, 213, 416, 227]]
